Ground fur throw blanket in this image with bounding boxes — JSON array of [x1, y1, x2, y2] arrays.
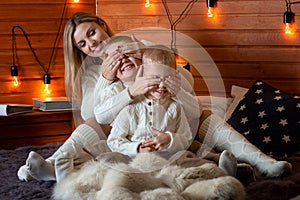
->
[[52, 152, 245, 200]]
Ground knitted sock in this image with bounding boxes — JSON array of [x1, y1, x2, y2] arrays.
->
[[199, 114, 292, 177], [18, 124, 106, 182], [17, 165, 33, 181], [19, 151, 56, 181], [218, 150, 237, 177], [55, 152, 73, 183]]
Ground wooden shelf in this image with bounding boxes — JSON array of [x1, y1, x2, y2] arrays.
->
[[0, 110, 74, 149]]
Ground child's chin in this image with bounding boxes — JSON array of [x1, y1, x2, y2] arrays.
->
[[153, 94, 169, 100]]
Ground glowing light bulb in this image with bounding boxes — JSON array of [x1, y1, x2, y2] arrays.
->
[[285, 23, 295, 35], [283, 11, 295, 36], [12, 76, 20, 87], [145, 0, 150, 8], [207, 7, 215, 18], [206, 0, 217, 19], [11, 65, 20, 87], [44, 74, 51, 95], [73, 0, 79, 2], [44, 84, 51, 95]]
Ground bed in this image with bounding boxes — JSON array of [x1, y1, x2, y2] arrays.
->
[[1, 143, 300, 199], [1, 80, 299, 200]]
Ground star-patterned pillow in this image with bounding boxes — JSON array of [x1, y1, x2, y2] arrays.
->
[[227, 80, 300, 157]]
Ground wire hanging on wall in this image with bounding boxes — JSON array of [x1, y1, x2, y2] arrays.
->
[[161, 0, 197, 71], [161, 0, 198, 52], [11, 0, 68, 94]]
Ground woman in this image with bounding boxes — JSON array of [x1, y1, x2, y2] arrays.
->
[[18, 12, 291, 183], [17, 12, 157, 182]]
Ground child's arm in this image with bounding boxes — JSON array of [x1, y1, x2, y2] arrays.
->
[[174, 88, 202, 119], [165, 73, 202, 120], [169, 106, 194, 152], [94, 82, 134, 124], [107, 106, 142, 157], [94, 67, 160, 125]]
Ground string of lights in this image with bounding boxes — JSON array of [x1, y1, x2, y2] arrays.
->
[[10, 0, 67, 94]]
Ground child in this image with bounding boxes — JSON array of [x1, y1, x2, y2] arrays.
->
[[105, 44, 237, 176], [107, 45, 193, 158]]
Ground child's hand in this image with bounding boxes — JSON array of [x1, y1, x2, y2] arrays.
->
[[138, 142, 155, 153], [165, 71, 181, 95], [119, 34, 146, 59], [128, 66, 160, 98], [101, 50, 124, 81], [142, 127, 171, 151]]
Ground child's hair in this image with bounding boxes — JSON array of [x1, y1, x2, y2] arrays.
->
[[142, 45, 176, 69]]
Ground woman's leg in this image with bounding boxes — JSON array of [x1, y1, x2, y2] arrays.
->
[[198, 112, 292, 177], [17, 118, 109, 181]]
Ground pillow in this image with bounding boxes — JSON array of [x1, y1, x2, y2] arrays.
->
[[197, 96, 233, 118], [227, 80, 300, 156], [225, 85, 249, 121]]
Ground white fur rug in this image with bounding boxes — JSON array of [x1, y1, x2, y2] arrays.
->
[[52, 152, 246, 200]]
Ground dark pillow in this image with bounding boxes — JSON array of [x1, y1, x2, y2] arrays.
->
[[227, 80, 300, 156]]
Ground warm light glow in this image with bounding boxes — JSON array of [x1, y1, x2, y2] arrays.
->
[[12, 76, 20, 87], [285, 23, 296, 35], [45, 97, 53, 101], [73, 0, 79, 2], [207, 7, 217, 18], [145, 0, 151, 8], [44, 84, 51, 95]]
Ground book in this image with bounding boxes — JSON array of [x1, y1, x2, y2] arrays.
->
[[0, 104, 34, 116], [32, 97, 73, 111]]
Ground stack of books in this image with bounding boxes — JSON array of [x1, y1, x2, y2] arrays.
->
[[32, 97, 72, 111], [0, 104, 33, 116]]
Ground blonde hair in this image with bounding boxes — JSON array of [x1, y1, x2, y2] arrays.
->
[[63, 12, 113, 98], [142, 45, 176, 70]]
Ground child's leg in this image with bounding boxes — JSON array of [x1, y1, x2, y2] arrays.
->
[[190, 140, 220, 163], [17, 123, 108, 181], [198, 114, 292, 177], [190, 140, 237, 176], [54, 152, 73, 182]]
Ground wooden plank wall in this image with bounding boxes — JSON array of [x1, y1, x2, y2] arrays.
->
[[0, 0, 95, 105], [98, 0, 300, 96], [0, 0, 299, 105]]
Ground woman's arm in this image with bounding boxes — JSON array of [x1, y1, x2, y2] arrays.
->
[[80, 65, 102, 120]]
